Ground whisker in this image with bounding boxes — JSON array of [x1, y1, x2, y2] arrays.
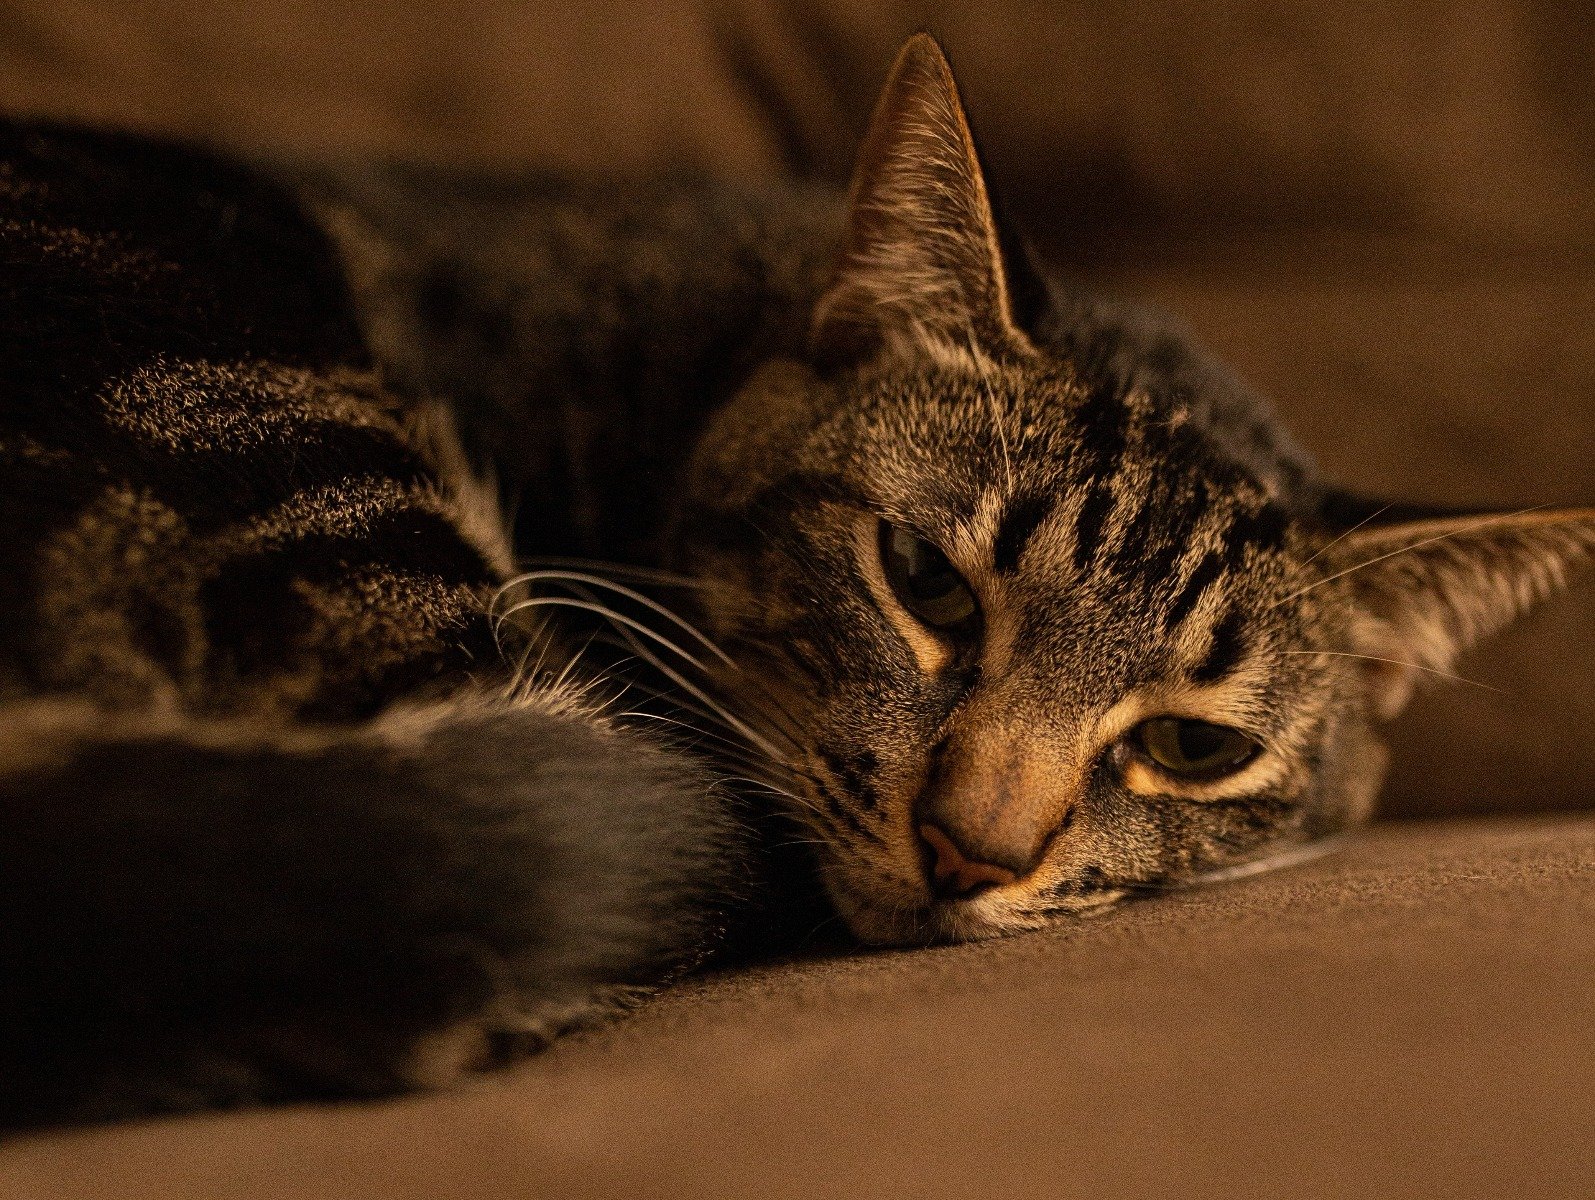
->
[[608, 669, 799, 756], [1281, 649, 1505, 693], [548, 628, 603, 697], [796, 908, 849, 950], [501, 630, 556, 702], [620, 711, 800, 787], [717, 776, 832, 822], [718, 673, 812, 752], [710, 634, 822, 743], [1118, 833, 1350, 892], [766, 837, 832, 852], [501, 596, 792, 762], [619, 708, 770, 757], [564, 586, 814, 765], [507, 570, 738, 669], [510, 557, 708, 588], [1277, 505, 1550, 607], [589, 627, 809, 755], [497, 563, 821, 809], [499, 595, 716, 680], [1296, 502, 1394, 571], [965, 329, 1014, 494]]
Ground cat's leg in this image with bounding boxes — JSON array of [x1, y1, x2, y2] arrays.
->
[[0, 691, 745, 1129]]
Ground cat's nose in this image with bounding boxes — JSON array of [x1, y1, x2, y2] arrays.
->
[[918, 821, 1026, 899]]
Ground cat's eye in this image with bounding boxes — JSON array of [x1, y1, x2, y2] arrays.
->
[[878, 521, 979, 634], [1132, 717, 1260, 779]]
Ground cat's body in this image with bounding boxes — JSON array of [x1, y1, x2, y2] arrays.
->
[[3, 37, 1591, 1128], [0, 121, 752, 1127]]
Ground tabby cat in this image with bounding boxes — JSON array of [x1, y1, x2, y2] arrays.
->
[[2, 35, 1590, 1128]]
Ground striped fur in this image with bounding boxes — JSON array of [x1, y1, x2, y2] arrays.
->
[[0, 122, 749, 1127]]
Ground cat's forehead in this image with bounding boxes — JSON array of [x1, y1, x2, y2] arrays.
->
[[823, 357, 1307, 684], [836, 357, 1295, 542]]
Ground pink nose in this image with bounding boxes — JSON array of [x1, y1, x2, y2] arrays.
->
[[918, 823, 1019, 899]]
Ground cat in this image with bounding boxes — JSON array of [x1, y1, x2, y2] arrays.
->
[[1, 33, 1590, 1128]]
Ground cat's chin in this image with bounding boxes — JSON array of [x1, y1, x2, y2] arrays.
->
[[823, 874, 1055, 947]]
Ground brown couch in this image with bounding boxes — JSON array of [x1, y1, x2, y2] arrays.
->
[[1, 3, 1590, 1195]]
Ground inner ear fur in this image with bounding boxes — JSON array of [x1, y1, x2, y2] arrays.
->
[[811, 33, 1037, 369], [1319, 503, 1595, 719]]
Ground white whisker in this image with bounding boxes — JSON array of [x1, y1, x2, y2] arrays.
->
[[507, 570, 738, 668], [1281, 649, 1504, 693], [501, 596, 791, 762], [1278, 505, 1550, 607], [509, 556, 707, 588], [608, 669, 799, 755], [1296, 502, 1394, 571], [967, 330, 1014, 494]]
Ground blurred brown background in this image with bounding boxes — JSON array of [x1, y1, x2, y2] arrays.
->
[[3, 0, 1591, 817]]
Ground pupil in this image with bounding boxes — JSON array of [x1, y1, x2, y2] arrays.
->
[[1178, 722, 1231, 764], [907, 541, 957, 599]]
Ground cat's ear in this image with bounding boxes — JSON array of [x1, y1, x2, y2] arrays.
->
[[811, 34, 1038, 369], [1320, 503, 1595, 718]]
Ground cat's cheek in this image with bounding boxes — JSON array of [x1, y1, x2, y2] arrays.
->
[[815, 844, 946, 946]]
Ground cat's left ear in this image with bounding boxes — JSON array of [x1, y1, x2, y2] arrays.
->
[[811, 33, 1038, 370], [1320, 503, 1595, 718]]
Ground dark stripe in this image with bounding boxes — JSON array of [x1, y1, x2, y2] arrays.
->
[[1119, 529, 1181, 592], [1072, 480, 1116, 570], [1106, 487, 1165, 577], [991, 491, 1053, 575], [201, 505, 490, 638], [1165, 550, 1225, 629], [1191, 608, 1248, 683], [819, 746, 881, 812], [1070, 383, 1129, 477], [1051, 864, 1111, 900], [1223, 502, 1291, 557], [1109, 477, 1208, 588], [148, 421, 430, 532], [812, 779, 882, 844]]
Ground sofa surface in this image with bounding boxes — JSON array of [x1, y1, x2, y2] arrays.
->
[[3, 813, 1591, 1199]]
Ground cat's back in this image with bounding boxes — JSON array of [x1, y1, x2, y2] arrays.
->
[[0, 122, 501, 718], [286, 160, 846, 558]]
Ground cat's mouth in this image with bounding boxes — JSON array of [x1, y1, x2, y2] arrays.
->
[[819, 864, 1068, 947]]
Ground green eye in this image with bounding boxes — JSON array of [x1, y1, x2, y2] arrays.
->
[[878, 521, 979, 634], [1134, 717, 1260, 779]]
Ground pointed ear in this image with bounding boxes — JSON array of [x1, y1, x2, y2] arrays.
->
[[811, 33, 1037, 369], [1322, 505, 1595, 718]]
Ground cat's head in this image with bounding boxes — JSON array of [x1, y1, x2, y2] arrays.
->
[[671, 35, 1595, 944]]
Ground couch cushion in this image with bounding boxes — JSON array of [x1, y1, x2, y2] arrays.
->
[[4, 813, 1591, 1199], [6, 2, 1595, 250]]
